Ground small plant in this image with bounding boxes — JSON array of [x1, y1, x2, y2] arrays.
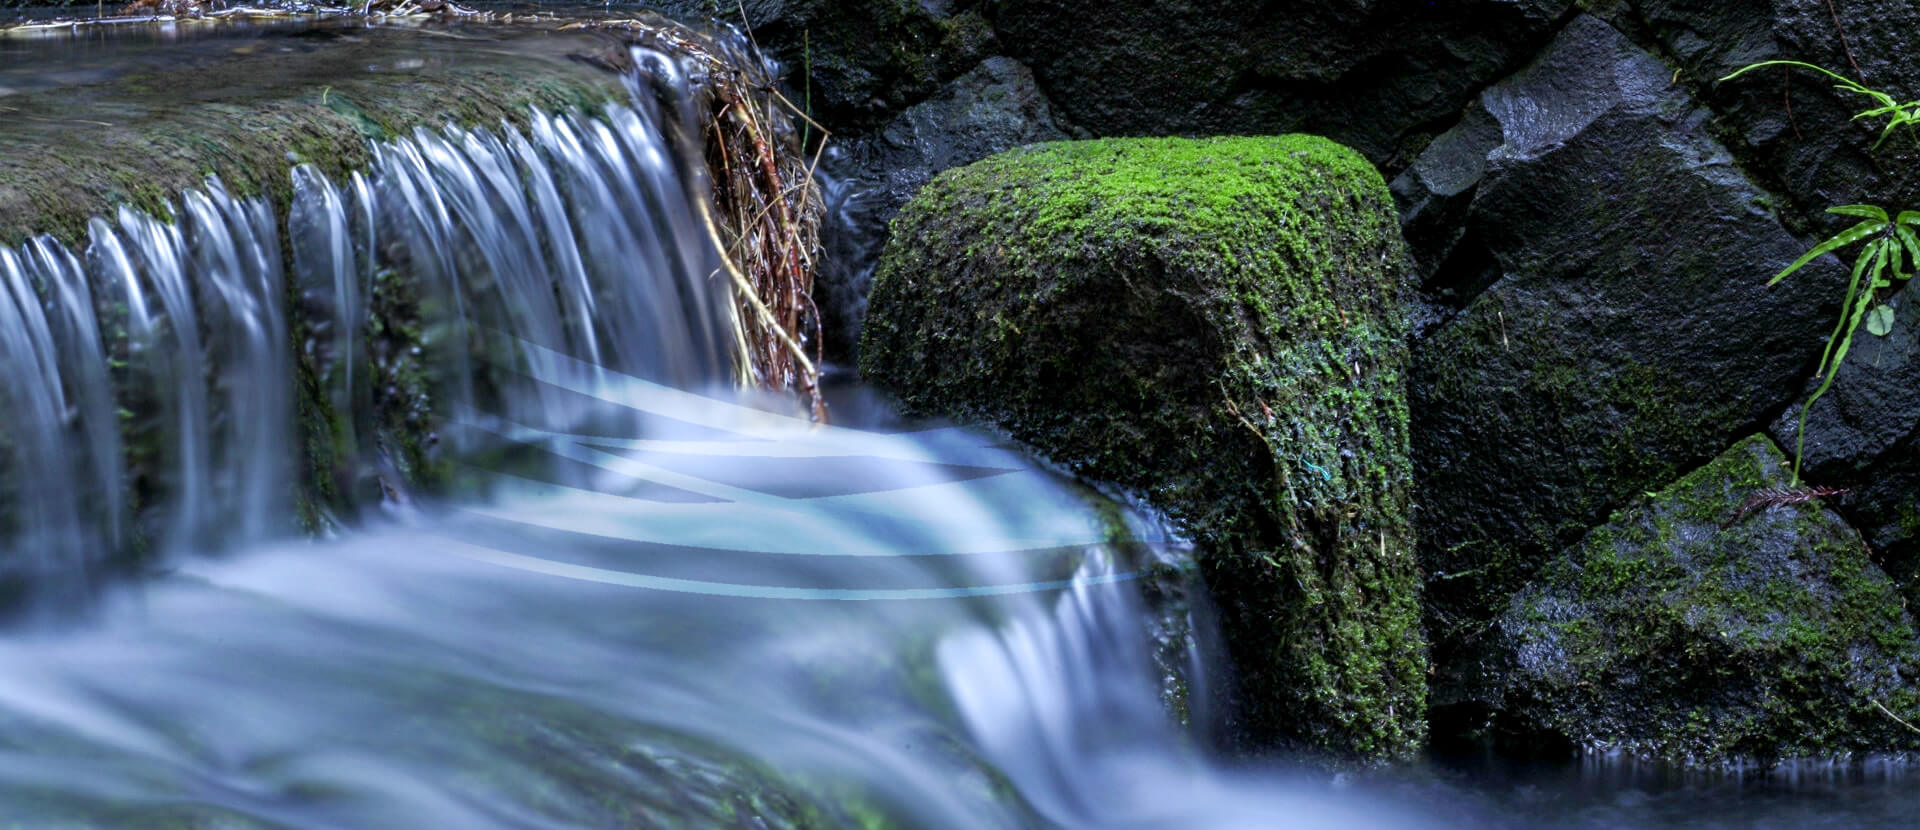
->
[[1720, 60, 1920, 483]]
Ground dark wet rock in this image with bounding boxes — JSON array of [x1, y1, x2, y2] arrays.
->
[[1484, 434, 1920, 763], [819, 56, 1068, 362], [859, 136, 1424, 760], [991, 0, 1573, 165], [857, 56, 1068, 226], [662, 0, 994, 129], [1589, 0, 1920, 226], [1411, 15, 1847, 679], [1389, 103, 1503, 307], [1769, 293, 1920, 602]]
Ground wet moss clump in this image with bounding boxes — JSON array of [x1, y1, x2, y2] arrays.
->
[[859, 136, 1424, 760], [1491, 434, 1920, 763]]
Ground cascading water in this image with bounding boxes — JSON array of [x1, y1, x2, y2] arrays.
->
[[16, 19, 1895, 830], [5, 30, 1438, 826]]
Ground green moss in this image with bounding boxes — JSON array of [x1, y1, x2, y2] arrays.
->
[[1418, 290, 1756, 653], [861, 136, 1424, 760], [1497, 434, 1920, 762]]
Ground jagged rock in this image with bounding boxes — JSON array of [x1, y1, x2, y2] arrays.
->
[[1389, 104, 1503, 316], [1589, 0, 1920, 225], [992, 0, 1572, 164], [1486, 434, 1920, 763], [820, 56, 1069, 361], [1770, 293, 1920, 601], [1411, 15, 1845, 677], [859, 136, 1425, 760]]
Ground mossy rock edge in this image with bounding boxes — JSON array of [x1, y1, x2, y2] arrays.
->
[[859, 135, 1425, 760], [1489, 434, 1920, 763]]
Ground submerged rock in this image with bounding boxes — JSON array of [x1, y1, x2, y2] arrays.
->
[[859, 136, 1424, 760], [1489, 434, 1920, 763], [0, 25, 627, 247]]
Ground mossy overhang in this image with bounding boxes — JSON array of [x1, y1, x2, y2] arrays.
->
[[0, 21, 629, 248]]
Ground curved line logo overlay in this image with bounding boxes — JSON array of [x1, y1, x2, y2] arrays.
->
[[436, 344, 1167, 600]]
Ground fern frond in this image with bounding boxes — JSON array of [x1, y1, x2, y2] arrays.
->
[[1828, 204, 1890, 221], [1721, 485, 1850, 530], [1814, 242, 1875, 379], [1895, 225, 1920, 273], [1771, 220, 1885, 285]]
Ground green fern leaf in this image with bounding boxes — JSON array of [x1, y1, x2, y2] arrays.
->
[[1770, 220, 1886, 285], [1814, 241, 1875, 377], [1894, 225, 1920, 272], [1829, 205, 1890, 221]]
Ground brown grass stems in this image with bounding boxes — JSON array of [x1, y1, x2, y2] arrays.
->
[[577, 16, 831, 423]]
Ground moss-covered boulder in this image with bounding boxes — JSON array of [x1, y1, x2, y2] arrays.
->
[[859, 136, 1424, 760], [1487, 434, 1920, 763]]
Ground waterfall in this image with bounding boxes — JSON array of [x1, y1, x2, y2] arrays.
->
[[0, 47, 746, 601]]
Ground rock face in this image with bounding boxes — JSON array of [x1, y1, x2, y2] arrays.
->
[[992, 0, 1573, 163], [660, 0, 998, 129], [1770, 293, 1920, 603], [1406, 15, 1844, 674], [1591, 0, 1920, 224], [859, 136, 1425, 760], [819, 56, 1069, 362], [1488, 434, 1920, 762]]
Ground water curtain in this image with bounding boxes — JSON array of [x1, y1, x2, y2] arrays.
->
[[0, 42, 807, 598]]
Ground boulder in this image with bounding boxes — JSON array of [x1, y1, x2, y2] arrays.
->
[[1486, 434, 1920, 763], [1589, 0, 1920, 225], [859, 136, 1425, 759], [1409, 15, 1844, 674], [820, 56, 1069, 362], [991, 0, 1573, 164]]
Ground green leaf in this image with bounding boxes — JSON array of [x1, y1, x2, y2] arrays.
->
[[1866, 304, 1896, 336], [1718, 60, 1851, 85], [1828, 204, 1889, 222], [1815, 240, 1874, 377], [1897, 210, 1920, 228], [1770, 219, 1886, 285], [1895, 225, 1920, 272]]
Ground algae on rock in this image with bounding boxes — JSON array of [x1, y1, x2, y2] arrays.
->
[[1490, 434, 1920, 763], [859, 136, 1425, 760]]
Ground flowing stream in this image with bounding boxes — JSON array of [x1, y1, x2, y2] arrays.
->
[[0, 15, 1917, 830]]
